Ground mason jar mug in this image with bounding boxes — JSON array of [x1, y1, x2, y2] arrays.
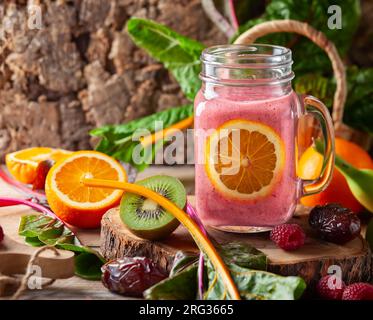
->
[[194, 44, 335, 232]]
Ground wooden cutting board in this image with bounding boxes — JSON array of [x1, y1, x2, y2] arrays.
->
[[101, 202, 372, 287]]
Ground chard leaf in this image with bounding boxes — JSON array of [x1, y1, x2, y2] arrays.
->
[[203, 242, 303, 300], [293, 67, 373, 134], [234, 0, 360, 74], [218, 242, 267, 270], [144, 263, 198, 300], [346, 67, 373, 104], [25, 236, 44, 247], [91, 104, 193, 138], [144, 251, 200, 300], [145, 242, 305, 300], [204, 259, 306, 300], [19, 215, 64, 238], [170, 251, 199, 277], [74, 252, 104, 281], [19, 215, 105, 280], [126, 18, 204, 100], [343, 67, 373, 134], [91, 104, 193, 171], [294, 73, 335, 108]]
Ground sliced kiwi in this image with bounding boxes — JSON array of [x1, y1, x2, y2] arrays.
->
[[120, 175, 186, 240]]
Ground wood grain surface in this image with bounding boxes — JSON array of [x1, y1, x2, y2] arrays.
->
[[1, 165, 371, 299], [0, 165, 193, 300], [101, 206, 371, 289]]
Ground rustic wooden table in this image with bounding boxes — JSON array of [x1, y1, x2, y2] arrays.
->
[[0, 165, 195, 300], [2, 165, 370, 299]]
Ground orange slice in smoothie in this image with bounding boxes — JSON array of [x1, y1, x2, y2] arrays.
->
[[205, 119, 285, 201]]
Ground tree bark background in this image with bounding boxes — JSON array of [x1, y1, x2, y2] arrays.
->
[[0, 0, 372, 162], [0, 0, 226, 161]]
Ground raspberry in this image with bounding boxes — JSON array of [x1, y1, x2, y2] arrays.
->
[[342, 283, 373, 300], [270, 224, 305, 251], [317, 275, 345, 300], [0, 225, 3, 243]]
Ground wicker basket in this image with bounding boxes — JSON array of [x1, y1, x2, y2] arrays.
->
[[233, 19, 372, 151]]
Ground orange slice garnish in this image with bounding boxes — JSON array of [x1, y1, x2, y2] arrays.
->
[[45, 151, 127, 228], [205, 119, 285, 201], [6, 147, 72, 184]]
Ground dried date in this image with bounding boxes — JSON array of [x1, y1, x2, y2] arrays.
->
[[101, 257, 167, 297], [309, 204, 361, 244]]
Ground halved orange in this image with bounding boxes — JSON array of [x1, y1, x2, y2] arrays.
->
[[45, 151, 127, 228], [6, 147, 72, 184], [205, 120, 285, 201], [298, 138, 373, 212]]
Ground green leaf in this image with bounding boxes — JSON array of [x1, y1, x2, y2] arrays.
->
[[91, 104, 193, 171], [144, 251, 200, 299], [25, 236, 44, 247], [19, 215, 106, 280], [91, 104, 193, 138], [334, 158, 373, 213], [228, 0, 266, 25], [292, 68, 373, 135], [126, 18, 204, 100], [19, 215, 63, 238], [218, 242, 267, 270], [145, 242, 305, 300], [170, 251, 199, 277], [74, 253, 103, 281], [294, 73, 335, 108], [230, 264, 306, 300], [144, 263, 198, 300], [343, 67, 373, 134], [203, 242, 304, 300], [315, 141, 373, 212], [204, 259, 306, 300], [234, 0, 360, 74]]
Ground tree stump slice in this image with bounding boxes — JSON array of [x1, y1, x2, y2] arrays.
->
[[101, 207, 372, 288]]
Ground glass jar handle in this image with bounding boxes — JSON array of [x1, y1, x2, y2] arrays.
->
[[301, 96, 335, 196]]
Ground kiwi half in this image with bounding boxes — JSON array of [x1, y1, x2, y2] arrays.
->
[[120, 175, 186, 240]]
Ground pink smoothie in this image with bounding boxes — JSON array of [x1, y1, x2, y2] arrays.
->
[[194, 85, 302, 228]]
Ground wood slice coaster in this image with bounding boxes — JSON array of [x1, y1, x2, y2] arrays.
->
[[101, 207, 372, 287]]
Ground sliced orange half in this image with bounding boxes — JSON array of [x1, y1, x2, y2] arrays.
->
[[6, 147, 72, 184], [205, 119, 285, 201], [45, 151, 127, 228]]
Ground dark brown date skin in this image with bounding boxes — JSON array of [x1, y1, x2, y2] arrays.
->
[[32, 160, 55, 190], [309, 203, 361, 244], [101, 257, 167, 297]]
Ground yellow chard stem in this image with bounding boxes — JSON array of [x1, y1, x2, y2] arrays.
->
[[83, 178, 240, 300], [140, 116, 194, 148]]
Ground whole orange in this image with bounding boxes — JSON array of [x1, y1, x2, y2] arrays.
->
[[298, 138, 373, 212]]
